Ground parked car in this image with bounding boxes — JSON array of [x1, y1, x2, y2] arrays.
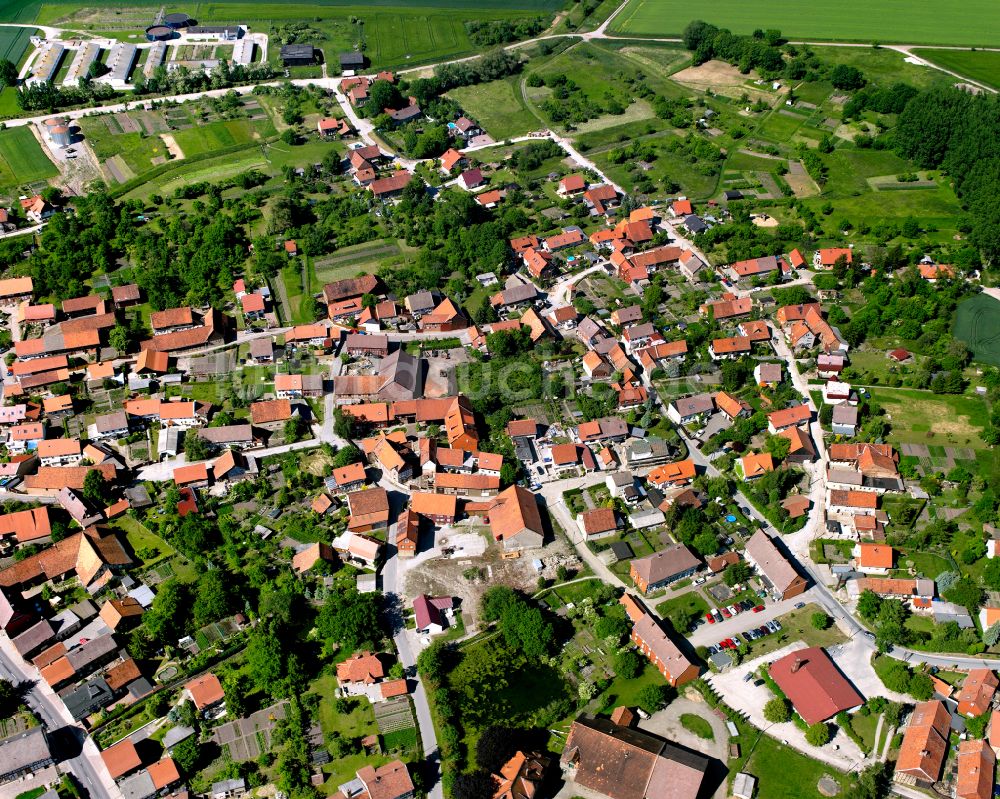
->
[[752, 604, 765, 613], [743, 672, 754, 682], [794, 601, 806, 609], [720, 607, 731, 619], [773, 620, 783, 631], [705, 612, 715, 624]]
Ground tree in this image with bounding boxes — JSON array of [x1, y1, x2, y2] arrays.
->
[[144, 579, 190, 643], [856, 589, 881, 622], [224, 672, 252, 718], [333, 445, 362, 468], [417, 640, 451, 685], [316, 589, 381, 651], [908, 673, 934, 701], [636, 684, 671, 714], [966, 711, 991, 739], [0, 59, 17, 88], [806, 722, 830, 746], [693, 529, 719, 556], [451, 771, 496, 799], [283, 415, 309, 443], [82, 469, 109, 507], [0, 678, 19, 717], [811, 612, 831, 630], [245, 624, 288, 698], [192, 570, 237, 627], [475, 726, 517, 772], [614, 650, 644, 679], [763, 697, 790, 723], [594, 614, 630, 643], [724, 561, 752, 587], [109, 324, 130, 354], [184, 430, 211, 462], [333, 408, 356, 439], [172, 737, 200, 774], [366, 80, 403, 117]]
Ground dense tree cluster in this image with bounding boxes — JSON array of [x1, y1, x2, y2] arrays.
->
[[682, 21, 785, 74], [893, 88, 1000, 262], [466, 18, 545, 47]]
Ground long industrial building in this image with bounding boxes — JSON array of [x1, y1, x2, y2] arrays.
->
[[104, 42, 137, 88], [28, 41, 65, 84], [231, 37, 254, 65], [143, 41, 166, 77], [63, 42, 101, 86]]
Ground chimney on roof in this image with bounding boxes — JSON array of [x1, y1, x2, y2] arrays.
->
[[791, 657, 803, 674]]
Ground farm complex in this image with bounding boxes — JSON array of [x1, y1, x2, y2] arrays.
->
[[0, 3, 997, 799]]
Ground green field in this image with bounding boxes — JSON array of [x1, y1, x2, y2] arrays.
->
[[0, 126, 57, 187], [913, 48, 1000, 89], [954, 293, 1000, 367], [171, 118, 275, 157], [448, 77, 540, 139], [0, 24, 33, 64], [610, 0, 1000, 46]]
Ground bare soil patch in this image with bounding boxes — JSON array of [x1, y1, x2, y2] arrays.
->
[[672, 60, 769, 100], [161, 133, 185, 161], [785, 160, 820, 197]]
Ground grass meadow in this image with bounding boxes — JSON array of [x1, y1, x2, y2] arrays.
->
[[0, 127, 57, 186], [610, 0, 1000, 46], [447, 77, 539, 139]]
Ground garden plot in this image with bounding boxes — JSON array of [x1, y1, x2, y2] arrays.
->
[[213, 700, 289, 762], [374, 697, 415, 734]]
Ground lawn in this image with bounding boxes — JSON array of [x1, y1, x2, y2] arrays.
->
[[0, 126, 56, 186], [900, 551, 951, 579], [680, 713, 713, 739], [865, 386, 990, 449], [954, 293, 1000, 367], [609, 0, 1000, 46], [656, 590, 709, 631], [112, 515, 175, 564], [447, 77, 539, 139], [913, 48, 1000, 89], [731, 716, 851, 799], [850, 711, 880, 754], [742, 604, 846, 661]]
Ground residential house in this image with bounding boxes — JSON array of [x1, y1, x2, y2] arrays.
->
[[895, 700, 951, 786], [629, 544, 700, 594], [576, 508, 619, 540], [413, 595, 456, 635], [958, 670, 999, 718], [744, 530, 807, 600]]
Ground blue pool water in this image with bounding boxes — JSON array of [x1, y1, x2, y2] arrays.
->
[[725, 514, 737, 523]]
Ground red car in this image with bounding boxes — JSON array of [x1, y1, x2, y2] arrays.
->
[[753, 605, 765, 613], [705, 612, 715, 624], [720, 607, 732, 619]]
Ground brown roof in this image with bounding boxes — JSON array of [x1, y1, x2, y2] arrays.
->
[[560, 714, 707, 799], [24, 463, 116, 491], [958, 669, 999, 718], [337, 651, 385, 684], [185, 672, 224, 710], [767, 404, 811, 430], [173, 462, 209, 486], [150, 306, 193, 330], [579, 507, 618, 536], [489, 485, 543, 544], [410, 491, 458, 519], [104, 657, 142, 691], [62, 294, 103, 314], [112, 284, 140, 304], [346, 487, 390, 524], [630, 545, 699, 586], [148, 758, 181, 790], [897, 700, 950, 782], [250, 399, 292, 425], [101, 739, 142, 779], [744, 530, 801, 594], [769, 647, 863, 725], [358, 760, 414, 799], [957, 739, 995, 799]]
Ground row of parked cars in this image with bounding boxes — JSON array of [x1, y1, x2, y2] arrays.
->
[[708, 619, 784, 656], [705, 598, 764, 624]]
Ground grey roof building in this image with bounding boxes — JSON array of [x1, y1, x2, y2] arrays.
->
[[0, 727, 53, 783]]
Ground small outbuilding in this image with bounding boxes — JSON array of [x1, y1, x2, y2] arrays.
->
[[281, 44, 315, 67]]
